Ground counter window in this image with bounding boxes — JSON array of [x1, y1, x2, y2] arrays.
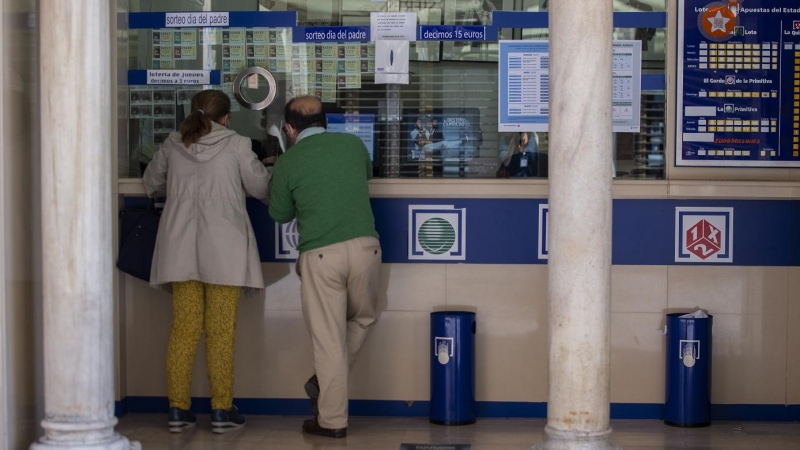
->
[[120, 0, 666, 180]]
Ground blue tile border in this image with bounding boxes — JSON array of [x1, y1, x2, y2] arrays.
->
[[116, 398, 800, 422], [611, 403, 663, 420], [476, 401, 547, 418], [115, 397, 129, 417], [711, 404, 800, 422]]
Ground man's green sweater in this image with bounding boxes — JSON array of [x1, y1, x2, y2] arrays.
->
[[268, 129, 378, 253]]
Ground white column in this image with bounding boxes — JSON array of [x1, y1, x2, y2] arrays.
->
[[31, 1, 138, 449], [537, 0, 616, 449]]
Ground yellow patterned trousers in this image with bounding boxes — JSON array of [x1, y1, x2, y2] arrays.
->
[[167, 281, 241, 411]]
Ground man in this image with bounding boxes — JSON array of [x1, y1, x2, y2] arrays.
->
[[409, 116, 430, 160], [269, 96, 382, 438], [429, 118, 444, 143], [500, 132, 547, 178]]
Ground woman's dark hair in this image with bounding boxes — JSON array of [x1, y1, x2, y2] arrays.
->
[[179, 90, 231, 147], [283, 96, 327, 133]]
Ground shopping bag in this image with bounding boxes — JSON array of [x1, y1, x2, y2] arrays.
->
[[117, 198, 161, 282]]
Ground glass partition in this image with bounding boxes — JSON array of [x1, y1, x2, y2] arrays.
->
[[121, 0, 667, 180]]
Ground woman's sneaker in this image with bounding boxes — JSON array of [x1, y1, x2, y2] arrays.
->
[[167, 407, 196, 433], [211, 405, 246, 434]]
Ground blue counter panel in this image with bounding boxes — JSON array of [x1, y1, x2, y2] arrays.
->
[[124, 197, 800, 266]]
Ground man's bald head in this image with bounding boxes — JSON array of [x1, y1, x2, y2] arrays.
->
[[287, 96, 322, 116], [284, 96, 327, 134]]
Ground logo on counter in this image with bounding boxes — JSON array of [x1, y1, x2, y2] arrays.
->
[[409, 205, 466, 260], [675, 207, 734, 263], [538, 204, 549, 260], [275, 219, 299, 260]]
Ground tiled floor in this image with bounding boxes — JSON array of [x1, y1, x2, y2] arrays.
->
[[117, 414, 800, 449]]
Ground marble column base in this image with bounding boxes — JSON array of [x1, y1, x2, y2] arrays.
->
[[31, 419, 140, 450], [534, 425, 620, 450], [30, 434, 142, 450], [32, 436, 140, 450]]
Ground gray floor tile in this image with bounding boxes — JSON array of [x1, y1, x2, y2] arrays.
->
[[115, 414, 800, 450]]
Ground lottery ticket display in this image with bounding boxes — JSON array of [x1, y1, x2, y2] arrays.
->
[[677, 0, 800, 166]]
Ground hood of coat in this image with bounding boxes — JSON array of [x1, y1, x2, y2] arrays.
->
[[169, 122, 240, 163]]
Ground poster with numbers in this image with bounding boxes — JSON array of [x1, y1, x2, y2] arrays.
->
[[677, 0, 800, 167], [289, 42, 374, 101], [498, 40, 642, 133], [221, 28, 247, 112], [152, 29, 197, 70]]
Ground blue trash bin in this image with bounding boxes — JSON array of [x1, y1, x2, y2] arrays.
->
[[664, 312, 713, 427], [430, 311, 476, 425]]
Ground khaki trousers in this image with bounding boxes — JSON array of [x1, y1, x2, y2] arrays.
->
[[298, 236, 382, 429]]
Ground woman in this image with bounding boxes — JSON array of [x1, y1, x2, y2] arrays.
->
[[143, 90, 271, 434]]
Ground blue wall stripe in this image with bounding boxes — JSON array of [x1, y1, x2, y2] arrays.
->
[[116, 397, 800, 422], [115, 397, 129, 417], [129, 11, 297, 29], [127, 70, 221, 86], [476, 401, 547, 418], [711, 404, 799, 422], [491, 11, 667, 29], [611, 403, 663, 420]]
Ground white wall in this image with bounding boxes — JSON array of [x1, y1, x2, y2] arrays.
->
[[124, 262, 798, 407], [1, 0, 43, 447]]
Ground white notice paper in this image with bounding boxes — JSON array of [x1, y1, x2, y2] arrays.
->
[[370, 12, 417, 41], [498, 40, 642, 133], [375, 40, 409, 84]]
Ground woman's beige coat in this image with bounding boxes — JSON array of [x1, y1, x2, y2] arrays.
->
[[143, 123, 270, 289]]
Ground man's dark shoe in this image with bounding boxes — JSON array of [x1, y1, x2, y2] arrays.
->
[[167, 407, 196, 433], [302, 417, 347, 438], [211, 405, 246, 434], [304, 374, 320, 416]]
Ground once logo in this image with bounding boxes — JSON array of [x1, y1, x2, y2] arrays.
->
[[679, 340, 701, 369], [408, 205, 466, 261], [685, 219, 721, 260], [418, 218, 456, 255], [275, 219, 299, 260], [675, 207, 733, 263]]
